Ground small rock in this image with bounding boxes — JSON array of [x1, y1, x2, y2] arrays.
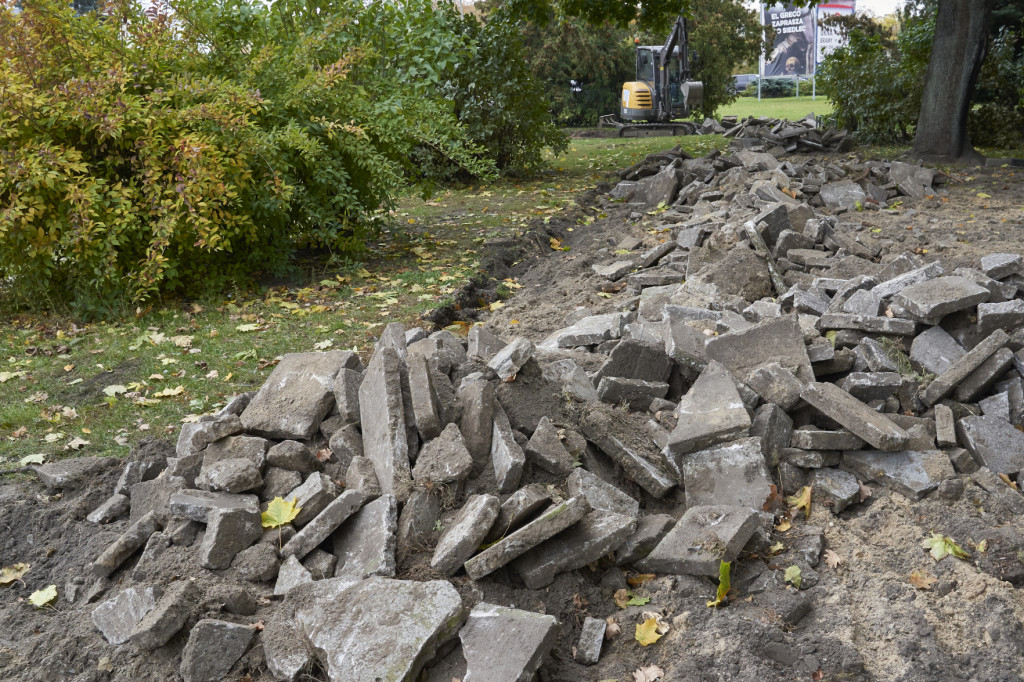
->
[[180, 619, 256, 682]]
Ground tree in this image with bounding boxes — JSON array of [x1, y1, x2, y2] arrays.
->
[[912, 0, 993, 160]]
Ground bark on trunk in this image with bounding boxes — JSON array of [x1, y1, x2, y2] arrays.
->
[[912, 0, 993, 161]]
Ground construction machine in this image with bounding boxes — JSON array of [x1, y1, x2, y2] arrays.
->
[[599, 15, 704, 137]]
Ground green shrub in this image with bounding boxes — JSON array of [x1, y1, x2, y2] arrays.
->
[[969, 25, 1024, 148], [0, 0, 494, 314], [742, 78, 797, 98]]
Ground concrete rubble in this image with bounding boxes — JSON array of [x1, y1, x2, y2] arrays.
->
[[47, 135, 1024, 681]]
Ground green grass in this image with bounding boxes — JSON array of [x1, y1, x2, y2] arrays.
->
[[718, 95, 833, 121], [0, 133, 725, 471]]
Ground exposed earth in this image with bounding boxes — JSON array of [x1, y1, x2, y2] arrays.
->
[[2, 131, 1024, 682]]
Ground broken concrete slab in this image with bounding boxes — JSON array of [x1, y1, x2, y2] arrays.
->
[[806, 468, 860, 513], [957, 415, 1024, 475], [643, 505, 760, 576], [128, 579, 199, 651], [615, 514, 676, 566], [579, 406, 676, 498], [541, 313, 627, 349], [200, 507, 263, 570], [240, 351, 358, 440], [467, 326, 507, 362], [592, 338, 672, 385], [412, 422, 473, 483], [488, 337, 535, 381], [790, 428, 865, 451], [296, 577, 463, 682], [576, 616, 606, 666], [281, 490, 365, 561], [801, 382, 909, 451], [596, 376, 669, 410], [567, 467, 639, 519], [705, 315, 815, 384], [484, 484, 551, 543], [176, 416, 243, 459], [286, 472, 340, 527], [459, 380, 495, 466], [92, 511, 161, 578], [333, 494, 398, 580], [911, 326, 966, 376], [464, 496, 590, 581], [274, 555, 313, 597], [667, 361, 751, 458], [819, 179, 866, 209], [841, 450, 954, 500], [431, 494, 500, 576], [87, 493, 130, 525], [980, 253, 1024, 280], [818, 313, 916, 336], [169, 489, 260, 523], [746, 363, 804, 411], [92, 585, 161, 645], [871, 261, 945, 299], [266, 440, 321, 474], [893, 276, 989, 323], [459, 602, 559, 682], [359, 347, 413, 502], [679, 437, 773, 509], [955, 347, 1015, 402], [345, 457, 381, 499], [921, 330, 1009, 406], [524, 416, 575, 477], [491, 403, 526, 494], [397, 488, 441, 560], [408, 352, 442, 441], [179, 619, 255, 682], [512, 511, 635, 590], [195, 458, 262, 494]]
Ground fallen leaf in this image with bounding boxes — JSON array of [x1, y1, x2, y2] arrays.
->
[[626, 573, 655, 587], [96, 656, 113, 672], [768, 542, 785, 555], [19, 454, 45, 466], [632, 664, 665, 682], [706, 560, 732, 607], [858, 480, 872, 502], [102, 384, 127, 397], [977, 539, 988, 553], [28, 584, 57, 607], [823, 549, 842, 569], [261, 496, 301, 529], [921, 533, 970, 562], [0, 563, 30, 585], [787, 486, 812, 520], [65, 437, 90, 451], [784, 564, 802, 589], [205, 370, 219, 379], [10, 426, 28, 439], [488, 301, 505, 312], [0, 371, 26, 382], [977, 192, 991, 198], [998, 473, 1018, 491], [604, 617, 620, 640], [153, 385, 184, 398], [43, 432, 65, 443], [634, 617, 664, 646], [314, 339, 334, 350], [148, 332, 166, 345], [774, 516, 792, 532], [171, 335, 193, 348], [613, 589, 630, 609], [236, 323, 260, 332], [627, 594, 651, 606], [909, 569, 937, 590]]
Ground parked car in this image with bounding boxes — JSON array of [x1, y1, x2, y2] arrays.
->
[[730, 74, 758, 94]]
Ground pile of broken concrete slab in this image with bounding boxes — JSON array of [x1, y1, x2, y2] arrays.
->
[[696, 114, 854, 154], [68, 142, 1024, 681]]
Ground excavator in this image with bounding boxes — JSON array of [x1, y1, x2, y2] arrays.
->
[[599, 15, 704, 137]]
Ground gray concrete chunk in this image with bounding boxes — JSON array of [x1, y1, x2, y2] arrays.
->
[[597, 376, 669, 410], [92, 585, 161, 645], [281, 490, 365, 560], [894, 276, 989, 323], [921, 330, 1009, 406], [169, 490, 260, 523], [488, 337, 535, 381], [431, 494, 500, 576], [286, 472, 339, 527], [129, 579, 199, 651], [615, 514, 676, 566], [92, 511, 161, 578], [491, 403, 526, 493], [274, 555, 313, 596], [262, 620, 311, 682], [459, 381, 495, 465], [818, 313, 916, 335], [512, 511, 635, 590], [180, 619, 255, 682], [541, 313, 626, 349], [485, 484, 551, 542], [467, 326, 507, 362], [408, 352, 442, 441], [978, 300, 1024, 335], [679, 437, 773, 509], [667, 361, 751, 458], [981, 253, 1024, 280], [195, 457, 262, 494], [836, 372, 902, 402], [201, 434, 269, 472], [746, 362, 804, 410], [359, 347, 413, 502], [567, 468, 640, 519], [333, 368, 362, 426], [177, 416, 243, 459], [955, 347, 1015, 402], [592, 338, 672, 385], [642, 505, 760, 576], [801, 382, 909, 451], [871, 261, 945, 299], [464, 497, 590, 581], [200, 507, 262, 570], [957, 415, 1024, 475], [576, 616, 606, 666], [344, 457, 381, 499], [705, 316, 814, 384], [524, 417, 575, 477], [841, 450, 954, 500], [412, 422, 473, 483], [333, 495, 398, 580], [579, 407, 676, 498], [241, 351, 358, 440], [460, 603, 559, 682], [87, 493, 129, 525], [790, 429, 865, 451], [296, 577, 463, 682], [935, 404, 957, 448], [267, 440, 321, 474], [806, 468, 860, 513], [911, 326, 966, 376]]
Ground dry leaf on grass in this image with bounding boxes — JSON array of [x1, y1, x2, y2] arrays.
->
[[632, 664, 665, 681]]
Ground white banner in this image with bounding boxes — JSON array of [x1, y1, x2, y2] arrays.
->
[[816, 2, 857, 65]]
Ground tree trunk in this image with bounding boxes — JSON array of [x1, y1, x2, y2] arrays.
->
[[912, 0, 993, 161]]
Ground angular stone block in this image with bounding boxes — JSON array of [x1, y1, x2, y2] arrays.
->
[[200, 507, 262, 570], [512, 511, 635, 589], [491, 403, 526, 494], [180, 619, 255, 682], [431, 494, 500, 576], [524, 417, 575, 477], [643, 505, 760, 576], [281, 490, 365, 560], [957, 415, 1024, 475], [333, 495, 398, 580], [412, 422, 473, 483], [667, 361, 751, 459], [579, 407, 676, 498], [567, 468, 639, 519], [841, 450, 954, 500], [801, 382, 909, 451], [460, 603, 559, 682], [679, 437, 773, 509], [358, 347, 413, 502]]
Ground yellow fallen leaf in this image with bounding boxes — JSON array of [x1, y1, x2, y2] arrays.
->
[[28, 584, 57, 607], [775, 517, 792, 532], [706, 561, 731, 607], [262, 496, 301, 529], [102, 384, 127, 397], [153, 386, 184, 398], [489, 301, 505, 312], [788, 486, 812, 520], [634, 618, 663, 646], [0, 563, 30, 585]]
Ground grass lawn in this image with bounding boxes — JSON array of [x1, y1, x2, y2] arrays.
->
[[0, 134, 726, 471], [718, 95, 833, 121]]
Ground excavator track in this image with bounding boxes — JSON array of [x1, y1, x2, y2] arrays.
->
[[598, 115, 699, 138]]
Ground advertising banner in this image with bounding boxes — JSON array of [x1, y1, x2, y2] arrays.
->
[[816, 2, 857, 65], [761, 3, 816, 77]]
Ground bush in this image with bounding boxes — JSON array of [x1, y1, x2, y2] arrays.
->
[[741, 78, 798, 98], [0, 0, 497, 313], [968, 25, 1024, 148]]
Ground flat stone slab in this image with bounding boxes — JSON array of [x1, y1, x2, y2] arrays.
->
[[359, 347, 413, 502], [679, 437, 773, 509], [464, 496, 590, 581], [580, 407, 676, 498], [643, 505, 760, 576], [129, 580, 200, 651], [93, 511, 161, 578], [818, 313, 916, 335], [921, 330, 1009, 406], [240, 351, 358, 440], [180, 619, 255, 682], [524, 417, 575, 477], [333, 495, 398, 580], [92, 585, 161, 645], [567, 468, 639, 519], [539, 313, 626, 349], [431, 494, 500, 576], [980, 253, 1023, 279], [592, 338, 672, 385], [200, 507, 262, 570], [485, 484, 551, 542], [34, 456, 115, 491], [412, 422, 473, 483], [177, 416, 243, 459], [169, 490, 260, 523], [295, 577, 463, 682], [281, 490, 365, 560], [841, 450, 954, 500], [790, 429, 865, 451], [488, 337, 534, 381], [274, 555, 313, 596], [512, 511, 635, 589], [911, 326, 966, 376], [407, 352, 442, 441], [806, 467, 860, 513], [704, 316, 814, 385], [894, 276, 989, 322], [800, 382, 909, 451], [667, 361, 751, 459], [871, 261, 944, 299], [491, 404, 526, 493], [957, 415, 1024, 475], [286, 472, 339, 527], [460, 603, 559, 681]]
